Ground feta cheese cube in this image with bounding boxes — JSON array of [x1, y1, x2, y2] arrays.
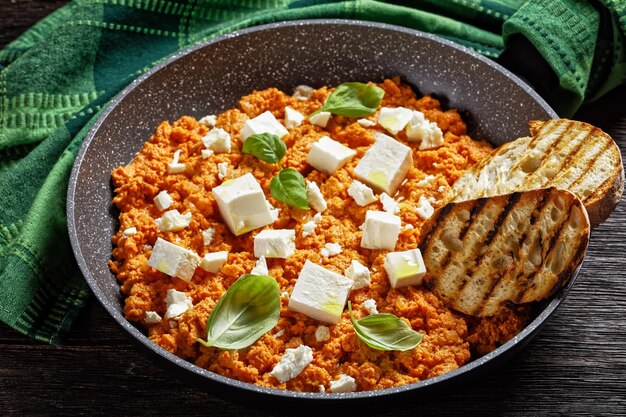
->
[[306, 136, 356, 174], [293, 85, 314, 100], [362, 298, 378, 315], [384, 248, 426, 288], [305, 180, 327, 212], [288, 260, 352, 324], [274, 328, 285, 338], [417, 174, 436, 187], [164, 288, 193, 319], [406, 110, 444, 149], [198, 114, 217, 126], [154, 209, 192, 232], [284, 106, 305, 129], [200, 251, 228, 273], [250, 256, 269, 276], [202, 227, 215, 246], [167, 150, 186, 174], [212, 173, 276, 235], [122, 227, 137, 237], [154, 190, 173, 211], [217, 161, 228, 180], [202, 127, 231, 153], [415, 195, 435, 220], [344, 260, 371, 290], [144, 311, 162, 324], [201, 149, 214, 159], [308, 111, 331, 127], [320, 242, 342, 258], [347, 180, 377, 206], [354, 132, 413, 195], [147, 238, 200, 282], [380, 192, 399, 214], [360, 210, 401, 250], [241, 110, 288, 140], [254, 229, 296, 259], [315, 325, 330, 342], [377, 107, 414, 135], [301, 212, 322, 237], [357, 118, 376, 128], [270, 345, 313, 383], [330, 374, 357, 393]]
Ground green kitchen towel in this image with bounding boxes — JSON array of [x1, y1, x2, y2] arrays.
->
[[1, 0, 624, 344]]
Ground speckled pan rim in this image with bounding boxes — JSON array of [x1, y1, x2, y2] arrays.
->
[[67, 19, 566, 401]]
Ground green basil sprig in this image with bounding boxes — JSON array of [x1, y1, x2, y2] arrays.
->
[[312, 82, 385, 117], [242, 133, 310, 210], [348, 301, 423, 351], [197, 274, 280, 350]]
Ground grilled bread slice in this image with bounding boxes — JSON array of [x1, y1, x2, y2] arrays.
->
[[419, 188, 589, 317], [447, 119, 624, 227]]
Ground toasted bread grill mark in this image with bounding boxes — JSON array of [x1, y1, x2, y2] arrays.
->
[[567, 138, 612, 196], [422, 188, 590, 317], [538, 125, 591, 187], [418, 203, 453, 255], [514, 120, 571, 174], [455, 193, 521, 299]]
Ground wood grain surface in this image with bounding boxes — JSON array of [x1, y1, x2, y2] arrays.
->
[[1, 3, 625, 416]]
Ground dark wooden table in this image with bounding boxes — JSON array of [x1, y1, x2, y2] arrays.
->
[[2, 3, 625, 416]]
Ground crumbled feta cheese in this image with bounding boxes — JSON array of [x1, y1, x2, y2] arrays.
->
[[304, 180, 327, 212], [415, 195, 435, 220], [217, 161, 228, 180], [144, 311, 162, 324], [417, 175, 436, 187], [274, 329, 285, 338], [254, 229, 296, 258], [438, 185, 446, 193], [354, 132, 413, 195], [293, 85, 314, 100], [147, 238, 200, 282], [241, 110, 288, 140], [284, 106, 305, 129], [319, 385, 326, 393], [362, 299, 378, 315], [344, 260, 371, 290], [315, 325, 330, 342], [357, 118, 376, 127], [250, 256, 269, 276], [308, 111, 331, 128], [270, 345, 313, 383], [377, 107, 414, 135], [320, 242, 342, 257], [201, 149, 214, 159], [212, 173, 276, 235], [202, 127, 231, 153], [288, 260, 353, 324], [202, 227, 215, 246], [330, 374, 357, 393], [380, 192, 400, 214], [154, 190, 173, 211], [385, 248, 427, 288], [306, 136, 356, 174], [198, 114, 217, 126], [167, 149, 186, 174], [281, 291, 290, 301], [122, 227, 137, 237], [360, 210, 401, 250], [406, 110, 444, 149], [301, 212, 322, 237], [404, 223, 415, 230], [200, 251, 228, 273], [164, 288, 193, 319], [154, 209, 192, 232], [347, 180, 377, 207]]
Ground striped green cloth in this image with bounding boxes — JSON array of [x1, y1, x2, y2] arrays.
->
[[1, 0, 625, 344]]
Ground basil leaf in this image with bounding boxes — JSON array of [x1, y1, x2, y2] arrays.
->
[[242, 133, 286, 164], [197, 274, 280, 350], [270, 168, 310, 210], [314, 82, 384, 117], [348, 301, 423, 351]]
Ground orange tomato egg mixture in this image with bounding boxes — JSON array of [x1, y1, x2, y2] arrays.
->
[[109, 78, 530, 393]]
